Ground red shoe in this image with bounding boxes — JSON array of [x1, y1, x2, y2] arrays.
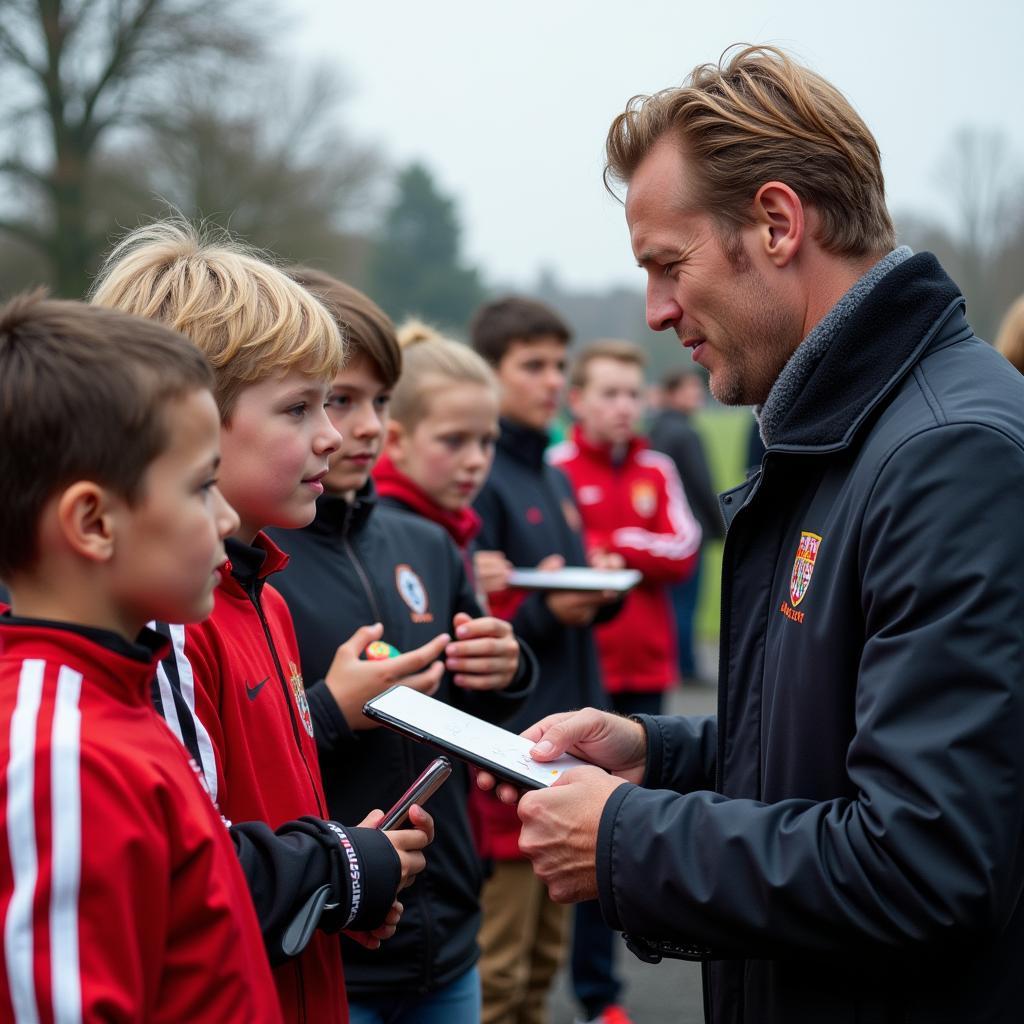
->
[[577, 1006, 635, 1024]]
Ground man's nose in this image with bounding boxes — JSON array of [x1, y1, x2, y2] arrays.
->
[[646, 278, 682, 333]]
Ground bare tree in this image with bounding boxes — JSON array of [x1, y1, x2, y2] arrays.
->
[[0, 0, 262, 296]]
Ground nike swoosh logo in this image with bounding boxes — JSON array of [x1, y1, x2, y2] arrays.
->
[[245, 676, 270, 701]]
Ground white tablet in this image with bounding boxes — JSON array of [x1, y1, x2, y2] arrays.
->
[[363, 685, 590, 790], [505, 567, 642, 593]]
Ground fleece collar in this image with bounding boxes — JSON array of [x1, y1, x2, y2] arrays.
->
[[758, 250, 963, 450], [496, 417, 551, 471]]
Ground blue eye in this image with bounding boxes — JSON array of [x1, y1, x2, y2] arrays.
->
[[286, 403, 308, 418], [326, 394, 350, 410]]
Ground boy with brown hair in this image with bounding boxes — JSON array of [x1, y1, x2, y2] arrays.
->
[[468, 296, 620, 1024], [269, 268, 536, 1024], [91, 222, 433, 1024], [0, 292, 281, 1022]]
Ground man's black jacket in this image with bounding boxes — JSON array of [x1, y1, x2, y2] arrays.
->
[[268, 486, 535, 995], [596, 254, 1024, 1023]]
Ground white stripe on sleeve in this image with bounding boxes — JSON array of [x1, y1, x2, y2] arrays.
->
[[154, 624, 218, 805], [49, 666, 83, 1024], [4, 658, 44, 1024]]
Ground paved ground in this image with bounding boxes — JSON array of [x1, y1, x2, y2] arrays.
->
[[547, 646, 720, 1024]]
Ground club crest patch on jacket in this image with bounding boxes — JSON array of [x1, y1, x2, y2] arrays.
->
[[289, 660, 314, 737], [396, 563, 433, 623], [789, 531, 822, 607], [631, 480, 657, 517]]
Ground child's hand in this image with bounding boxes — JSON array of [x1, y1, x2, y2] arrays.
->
[[474, 549, 513, 594], [446, 612, 519, 691], [359, 805, 434, 891], [536, 555, 619, 627], [343, 900, 403, 949], [326, 624, 450, 730]]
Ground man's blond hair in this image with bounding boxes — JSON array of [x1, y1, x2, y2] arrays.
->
[[605, 45, 895, 259], [91, 220, 345, 418]]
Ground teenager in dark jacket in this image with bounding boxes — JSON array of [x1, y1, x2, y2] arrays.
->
[[469, 297, 622, 1024], [270, 272, 535, 1024], [486, 46, 1024, 1024]]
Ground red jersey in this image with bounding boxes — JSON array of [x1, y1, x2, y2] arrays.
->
[[0, 616, 281, 1023], [549, 426, 701, 691], [156, 533, 347, 1024]]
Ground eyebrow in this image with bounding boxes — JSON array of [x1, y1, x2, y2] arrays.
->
[[636, 247, 681, 268], [282, 384, 327, 403]]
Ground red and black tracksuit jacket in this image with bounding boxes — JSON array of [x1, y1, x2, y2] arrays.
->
[[0, 615, 282, 1023], [151, 534, 401, 1024], [549, 425, 701, 692]]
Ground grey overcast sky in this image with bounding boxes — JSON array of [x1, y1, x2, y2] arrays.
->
[[288, 0, 1024, 291]]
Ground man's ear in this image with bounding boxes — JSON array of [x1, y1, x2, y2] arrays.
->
[[751, 181, 805, 268], [56, 482, 118, 563]]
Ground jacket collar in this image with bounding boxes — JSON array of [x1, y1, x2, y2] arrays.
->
[[308, 480, 377, 539], [373, 453, 482, 550], [222, 532, 290, 599], [569, 422, 646, 466], [0, 614, 168, 702], [762, 251, 964, 452], [497, 416, 551, 470]]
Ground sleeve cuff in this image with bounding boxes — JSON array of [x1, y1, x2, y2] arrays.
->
[[595, 782, 636, 931], [332, 824, 401, 931], [633, 714, 664, 789]]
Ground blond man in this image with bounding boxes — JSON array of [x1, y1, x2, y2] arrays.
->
[[481, 45, 1024, 1024]]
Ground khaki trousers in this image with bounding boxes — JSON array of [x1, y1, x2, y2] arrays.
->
[[478, 861, 570, 1024]]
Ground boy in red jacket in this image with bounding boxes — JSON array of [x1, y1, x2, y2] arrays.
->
[[548, 339, 700, 1024], [0, 293, 281, 1022], [91, 222, 435, 1024]]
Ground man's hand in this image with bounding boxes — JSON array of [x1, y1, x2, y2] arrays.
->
[[359, 805, 434, 891], [325, 623, 450, 729], [518, 766, 627, 903], [538, 555, 620, 627], [343, 900, 403, 949], [474, 550, 513, 594], [445, 612, 519, 691], [477, 708, 648, 804]]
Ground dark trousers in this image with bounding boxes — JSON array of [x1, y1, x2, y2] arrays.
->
[[670, 548, 704, 678], [571, 690, 664, 1018]]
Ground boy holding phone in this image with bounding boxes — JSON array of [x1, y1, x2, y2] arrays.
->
[[91, 224, 432, 1024]]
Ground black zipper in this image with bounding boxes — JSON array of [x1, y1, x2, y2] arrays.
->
[[342, 508, 385, 625]]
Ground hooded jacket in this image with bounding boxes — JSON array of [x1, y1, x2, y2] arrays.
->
[[595, 253, 1024, 1023], [549, 424, 701, 691], [268, 483, 535, 995]]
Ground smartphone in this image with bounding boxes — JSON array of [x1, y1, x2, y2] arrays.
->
[[364, 685, 589, 791], [378, 755, 453, 830]]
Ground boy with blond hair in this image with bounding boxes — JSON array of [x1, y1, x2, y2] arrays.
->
[[0, 292, 281, 1022], [92, 222, 434, 1024]]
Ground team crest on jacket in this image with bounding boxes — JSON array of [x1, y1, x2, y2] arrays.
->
[[396, 563, 433, 623], [789, 531, 822, 607], [631, 480, 657, 517], [289, 661, 314, 737]]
